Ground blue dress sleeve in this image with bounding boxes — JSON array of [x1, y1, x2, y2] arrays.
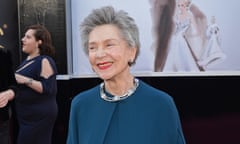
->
[[40, 75, 57, 95], [40, 56, 58, 95]]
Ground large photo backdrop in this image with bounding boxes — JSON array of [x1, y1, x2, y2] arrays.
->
[[69, 0, 240, 76]]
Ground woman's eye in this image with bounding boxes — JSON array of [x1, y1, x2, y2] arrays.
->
[[88, 46, 97, 51], [106, 43, 117, 48], [107, 44, 113, 47]]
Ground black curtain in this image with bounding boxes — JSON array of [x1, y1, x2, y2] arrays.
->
[[0, 0, 20, 69], [18, 0, 68, 74]]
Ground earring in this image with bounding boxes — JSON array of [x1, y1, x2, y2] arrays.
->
[[128, 59, 135, 66]]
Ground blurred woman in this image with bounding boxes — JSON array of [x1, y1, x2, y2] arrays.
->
[[15, 24, 58, 144]]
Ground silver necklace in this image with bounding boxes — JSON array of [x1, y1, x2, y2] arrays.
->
[[100, 78, 139, 102]]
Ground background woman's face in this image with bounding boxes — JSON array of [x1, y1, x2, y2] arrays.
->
[[21, 29, 39, 54]]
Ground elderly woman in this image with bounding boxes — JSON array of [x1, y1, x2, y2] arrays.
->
[[67, 6, 186, 144]]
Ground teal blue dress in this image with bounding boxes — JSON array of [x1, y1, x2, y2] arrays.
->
[[67, 79, 186, 144]]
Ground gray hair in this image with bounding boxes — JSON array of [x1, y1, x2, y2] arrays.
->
[[80, 6, 140, 65]]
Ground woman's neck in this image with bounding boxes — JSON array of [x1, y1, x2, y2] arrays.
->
[[28, 52, 40, 60], [104, 75, 135, 96]]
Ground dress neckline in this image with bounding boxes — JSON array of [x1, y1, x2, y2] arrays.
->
[[26, 55, 40, 62]]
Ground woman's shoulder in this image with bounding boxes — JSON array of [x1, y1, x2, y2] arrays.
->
[[39, 55, 57, 71], [138, 79, 173, 102], [71, 85, 100, 105], [0, 48, 12, 66], [38, 55, 55, 62], [0, 47, 10, 55]]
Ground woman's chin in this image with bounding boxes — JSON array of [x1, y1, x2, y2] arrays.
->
[[97, 73, 113, 81]]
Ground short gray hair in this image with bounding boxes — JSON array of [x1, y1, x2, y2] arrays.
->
[[80, 6, 140, 65]]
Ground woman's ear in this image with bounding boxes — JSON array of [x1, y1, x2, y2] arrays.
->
[[38, 40, 42, 45]]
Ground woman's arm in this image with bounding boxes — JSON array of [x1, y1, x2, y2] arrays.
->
[[15, 58, 54, 93]]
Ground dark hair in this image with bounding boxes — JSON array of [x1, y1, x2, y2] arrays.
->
[[25, 24, 55, 58], [153, 0, 176, 71]]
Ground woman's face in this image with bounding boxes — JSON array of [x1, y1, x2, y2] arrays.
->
[[21, 29, 39, 55], [178, 0, 187, 12], [88, 24, 136, 80]]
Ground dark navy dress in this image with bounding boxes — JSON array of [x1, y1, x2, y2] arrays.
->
[[15, 55, 58, 144]]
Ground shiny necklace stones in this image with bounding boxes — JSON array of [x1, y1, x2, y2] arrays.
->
[[100, 78, 139, 102]]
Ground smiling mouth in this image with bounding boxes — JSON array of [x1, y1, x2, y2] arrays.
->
[[97, 62, 112, 70]]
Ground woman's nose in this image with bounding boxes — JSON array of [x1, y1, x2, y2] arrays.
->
[[95, 48, 106, 58]]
